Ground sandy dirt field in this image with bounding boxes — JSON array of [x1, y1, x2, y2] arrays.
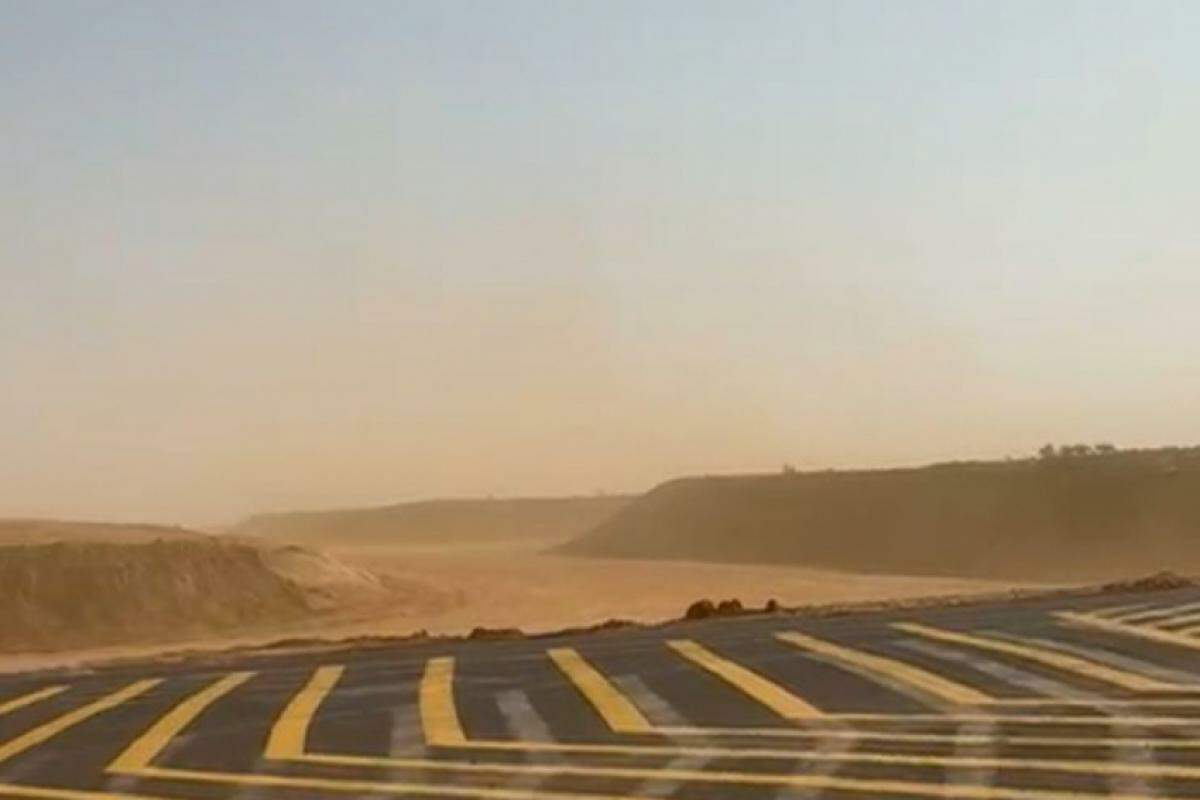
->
[[0, 532, 1040, 674], [322, 538, 1043, 637]]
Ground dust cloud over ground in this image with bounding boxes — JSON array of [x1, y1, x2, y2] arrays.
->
[[231, 496, 632, 547], [0, 496, 1031, 672], [7, 446, 1195, 671], [322, 538, 1029, 637]]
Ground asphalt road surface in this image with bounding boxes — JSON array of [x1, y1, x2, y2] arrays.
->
[[6, 587, 1200, 799]]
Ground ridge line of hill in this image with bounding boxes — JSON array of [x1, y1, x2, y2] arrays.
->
[[557, 445, 1200, 582]]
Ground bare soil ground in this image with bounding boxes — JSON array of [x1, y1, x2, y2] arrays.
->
[[0, 531, 1035, 674], [322, 537, 1043, 637]]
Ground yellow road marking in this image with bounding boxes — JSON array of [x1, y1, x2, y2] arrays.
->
[[1058, 611, 1200, 652], [295, 744, 1200, 786], [895, 623, 1184, 692], [0, 686, 68, 718], [263, 665, 342, 758], [1092, 602, 1155, 619], [383, 661, 1200, 755], [1118, 601, 1200, 625], [0, 776, 659, 800], [0, 680, 160, 765], [353, 728, 1200, 755], [997, 697, 1200, 707], [654, 711, 1200, 729], [1152, 609, 1200, 629], [547, 648, 653, 734], [80, 662, 1200, 800], [668, 639, 822, 720], [108, 673, 253, 772], [776, 631, 993, 706], [118, 762, 1170, 800], [0, 784, 172, 800], [420, 657, 467, 746]]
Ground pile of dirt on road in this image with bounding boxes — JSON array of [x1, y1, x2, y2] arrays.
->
[[0, 536, 393, 652], [559, 446, 1200, 582], [232, 495, 631, 548]]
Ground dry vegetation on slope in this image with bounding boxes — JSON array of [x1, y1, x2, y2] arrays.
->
[[559, 447, 1200, 582]]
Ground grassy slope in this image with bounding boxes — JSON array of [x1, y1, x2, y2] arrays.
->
[[233, 495, 632, 547], [559, 448, 1200, 581]]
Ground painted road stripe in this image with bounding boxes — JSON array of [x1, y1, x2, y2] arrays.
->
[[667, 639, 822, 720], [1058, 611, 1200, 653], [945, 720, 997, 791], [1004, 633, 1195, 680], [420, 657, 467, 746], [1108, 719, 1156, 798], [263, 665, 342, 758], [1093, 603, 1156, 620], [776, 631, 994, 706], [108, 673, 253, 772], [93, 764, 1187, 800], [1116, 601, 1200, 625], [547, 648, 653, 734], [0, 680, 161, 765], [294, 743, 1200, 790], [0, 785, 174, 800], [1153, 609, 1200, 629], [894, 623, 1183, 692], [403, 655, 1200, 752], [80, 667, 1200, 800], [269, 661, 1200, 765], [0, 686, 68, 718]]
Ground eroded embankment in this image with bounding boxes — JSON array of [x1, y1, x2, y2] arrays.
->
[[0, 537, 390, 652]]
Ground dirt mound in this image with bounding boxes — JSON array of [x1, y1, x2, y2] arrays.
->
[[1102, 571, 1196, 593], [560, 446, 1200, 582], [0, 538, 362, 652], [233, 496, 631, 548], [0, 519, 203, 546], [259, 544, 391, 610]]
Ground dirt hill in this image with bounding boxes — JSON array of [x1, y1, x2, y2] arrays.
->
[[559, 447, 1200, 582], [0, 534, 401, 653], [0, 519, 203, 546], [233, 495, 631, 548]]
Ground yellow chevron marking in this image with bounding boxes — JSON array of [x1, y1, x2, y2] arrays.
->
[[895, 622, 1184, 692], [547, 648, 653, 734], [0, 686, 68, 718], [264, 665, 342, 758], [0, 785, 172, 800], [0, 680, 160, 765], [777, 630, 993, 706], [105, 764, 1178, 800], [1118, 601, 1200, 625], [1058, 611, 1200, 653], [668, 639, 823, 720], [420, 657, 467, 746], [108, 673, 253, 772], [1092, 602, 1155, 619], [1151, 609, 1200, 629]]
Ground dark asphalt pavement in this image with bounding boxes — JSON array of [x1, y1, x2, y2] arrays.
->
[[5, 587, 1200, 799]]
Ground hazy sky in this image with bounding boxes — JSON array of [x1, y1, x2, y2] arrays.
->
[[4, 1, 1198, 524]]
